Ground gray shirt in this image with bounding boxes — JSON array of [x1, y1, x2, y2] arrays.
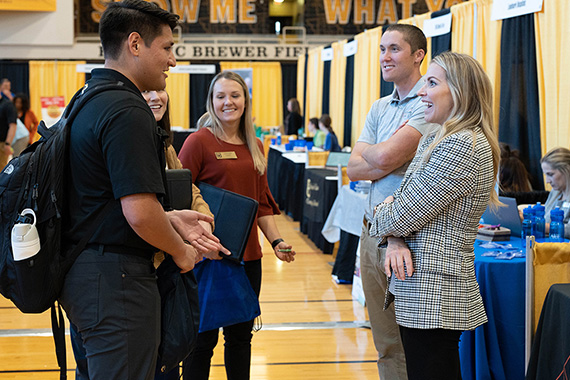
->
[[357, 78, 435, 219]]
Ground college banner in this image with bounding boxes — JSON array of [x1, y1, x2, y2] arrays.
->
[[79, 0, 270, 35], [0, 0, 56, 11]]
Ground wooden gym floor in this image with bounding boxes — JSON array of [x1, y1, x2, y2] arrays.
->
[[0, 213, 378, 379]]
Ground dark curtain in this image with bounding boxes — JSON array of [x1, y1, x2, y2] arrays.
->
[[343, 39, 355, 148], [322, 45, 331, 115], [302, 53, 308, 126], [280, 62, 297, 121], [380, 24, 394, 98], [431, 8, 452, 58], [498, 15, 543, 190], [189, 63, 220, 129], [0, 61, 29, 96]]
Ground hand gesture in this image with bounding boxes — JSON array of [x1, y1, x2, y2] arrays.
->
[[167, 210, 225, 254]]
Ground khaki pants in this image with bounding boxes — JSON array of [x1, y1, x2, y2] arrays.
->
[[360, 222, 408, 380]]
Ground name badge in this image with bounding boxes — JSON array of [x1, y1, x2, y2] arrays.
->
[[215, 151, 237, 159]]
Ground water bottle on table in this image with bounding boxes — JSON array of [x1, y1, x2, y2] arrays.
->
[[521, 205, 534, 243], [549, 207, 564, 242], [533, 202, 545, 239]]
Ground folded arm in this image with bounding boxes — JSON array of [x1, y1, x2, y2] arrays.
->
[[347, 125, 422, 181]]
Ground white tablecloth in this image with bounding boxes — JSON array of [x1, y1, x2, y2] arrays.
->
[[321, 185, 368, 243]]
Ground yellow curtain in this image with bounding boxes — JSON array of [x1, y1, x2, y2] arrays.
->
[[329, 39, 347, 146], [220, 62, 283, 128], [304, 47, 324, 126], [451, 1, 475, 55], [29, 60, 86, 126], [297, 53, 306, 118], [351, 27, 382, 146], [165, 61, 190, 129], [475, 0, 502, 132], [534, 0, 570, 155]]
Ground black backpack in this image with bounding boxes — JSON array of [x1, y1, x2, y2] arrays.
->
[[0, 81, 136, 379]]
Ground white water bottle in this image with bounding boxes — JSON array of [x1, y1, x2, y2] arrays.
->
[[11, 208, 41, 261]]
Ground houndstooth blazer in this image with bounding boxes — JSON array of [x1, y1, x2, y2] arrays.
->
[[370, 128, 491, 331]]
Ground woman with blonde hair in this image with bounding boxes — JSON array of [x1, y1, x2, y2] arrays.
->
[[541, 147, 570, 238], [178, 71, 295, 380], [370, 52, 500, 379]]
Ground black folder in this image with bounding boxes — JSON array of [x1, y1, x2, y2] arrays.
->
[[197, 182, 259, 263], [165, 169, 193, 210]]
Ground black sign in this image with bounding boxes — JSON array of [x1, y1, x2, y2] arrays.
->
[[79, 0, 270, 35]]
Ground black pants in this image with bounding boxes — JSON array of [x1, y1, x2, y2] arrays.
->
[[399, 326, 463, 380], [183, 259, 262, 380], [61, 248, 160, 380]]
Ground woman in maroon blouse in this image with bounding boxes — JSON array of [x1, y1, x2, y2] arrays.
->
[[178, 71, 296, 380]]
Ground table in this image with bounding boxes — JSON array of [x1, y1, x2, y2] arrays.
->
[[301, 168, 337, 254], [459, 238, 526, 380], [322, 185, 368, 282], [267, 147, 306, 221], [526, 283, 570, 379]]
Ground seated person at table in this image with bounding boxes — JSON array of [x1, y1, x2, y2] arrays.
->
[[541, 147, 570, 238], [309, 117, 325, 148], [319, 114, 341, 152], [370, 52, 499, 380], [499, 143, 532, 193]]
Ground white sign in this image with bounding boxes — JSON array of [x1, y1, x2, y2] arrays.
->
[[491, 0, 543, 21], [321, 47, 334, 62], [76, 63, 104, 73], [423, 13, 452, 38], [170, 65, 216, 74], [343, 40, 358, 57], [174, 44, 308, 60]]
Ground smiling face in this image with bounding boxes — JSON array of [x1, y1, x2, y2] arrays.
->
[[379, 31, 420, 85], [142, 90, 168, 122], [212, 78, 246, 129], [135, 24, 176, 91], [542, 162, 566, 193], [417, 63, 454, 125]]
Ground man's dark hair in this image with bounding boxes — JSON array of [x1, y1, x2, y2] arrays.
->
[[99, 0, 179, 60], [385, 24, 427, 57], [0, 78, 9, 85]]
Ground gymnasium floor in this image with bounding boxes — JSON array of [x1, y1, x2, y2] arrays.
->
[[0, 213, 378, 379]]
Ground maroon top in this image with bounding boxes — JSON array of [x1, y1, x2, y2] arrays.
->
[[178, 128, 279, 261]]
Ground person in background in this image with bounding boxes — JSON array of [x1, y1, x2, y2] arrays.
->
[[179, 71, 296, 380], [371, 52, 499, 380], [0, 78, 15, 101], [0, 93, 17, 168], [283, 97, 303, 136], [347, 24, 433, 380], [13, 93, 39, 146], [541, 147, 570, 238], [308, 117, 325, 148], [319, 114, 341, 152], [499, 142, 532, 193]]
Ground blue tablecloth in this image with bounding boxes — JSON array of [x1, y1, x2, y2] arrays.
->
[[459, 238, 526, 380]]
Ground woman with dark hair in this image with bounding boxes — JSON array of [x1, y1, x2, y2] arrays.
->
[[284, 97, 303, 136], [499, 143, 532, 192], [319, 114, 341, 152], [178, 71, 296, 380], [13, 93, 38, 145]]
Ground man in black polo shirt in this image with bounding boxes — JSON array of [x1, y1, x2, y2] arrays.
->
[[59, 1, 219, 379], [0, 95, 16, 169]]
